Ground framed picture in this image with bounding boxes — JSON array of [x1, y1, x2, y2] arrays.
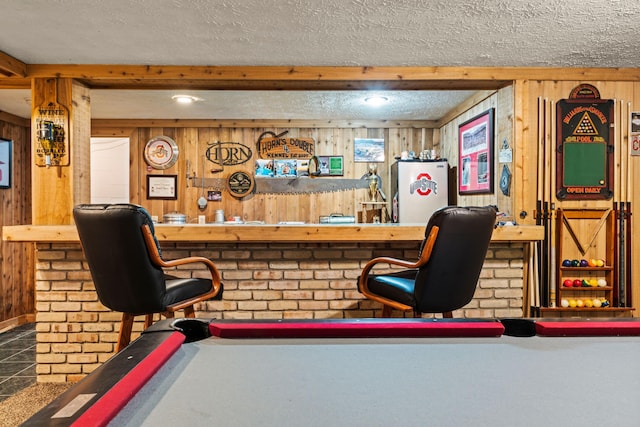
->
[[0, 138, 11, 189], [631, 112, 640, 134], [354, 138, 385, 162], [146, 174, 177, 200], [317, 155, 344, 176], [458, 109, 494, 194]]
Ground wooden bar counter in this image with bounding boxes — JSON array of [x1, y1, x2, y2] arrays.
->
[[3, 223, 542, 382], [3, 223, 543, 243]]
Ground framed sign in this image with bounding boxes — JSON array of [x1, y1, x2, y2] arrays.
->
[[0, 138, 11, 188], [146, 174, 177, 200], [458, 109, 494, 195], [556, 85, 614, 200], [34, 101, 70, 167]]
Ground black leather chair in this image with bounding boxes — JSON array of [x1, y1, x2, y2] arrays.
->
[[358, 205, 496, 318], [73, 203, 223, 351]]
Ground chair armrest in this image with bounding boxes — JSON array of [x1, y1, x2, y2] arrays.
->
[[141, 224, 222, 296], [358, 225, 439, 297]]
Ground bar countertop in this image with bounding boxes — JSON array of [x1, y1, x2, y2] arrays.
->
[[3, 223, 544, 243]]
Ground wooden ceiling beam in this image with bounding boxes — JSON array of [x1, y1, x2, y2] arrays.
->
[[0, 51, 27, 77], [23, 65, 640, 89]]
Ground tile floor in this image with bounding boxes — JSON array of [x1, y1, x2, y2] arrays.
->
[[0, 323, 36, 402]]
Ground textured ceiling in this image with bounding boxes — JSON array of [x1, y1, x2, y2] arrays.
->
[[0, 0, 638, 120]]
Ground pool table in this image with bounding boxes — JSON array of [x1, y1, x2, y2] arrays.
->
[[25, 318, 640, 427]]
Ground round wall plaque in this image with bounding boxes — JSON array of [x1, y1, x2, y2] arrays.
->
[[144, 136, 179, 169], [227, 170, 254, 198]]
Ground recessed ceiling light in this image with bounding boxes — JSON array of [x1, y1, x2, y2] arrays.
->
[[364, 95, 389, 106], [172, 94, 201, 104]]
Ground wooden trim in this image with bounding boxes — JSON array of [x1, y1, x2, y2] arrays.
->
[[92, 118, 438, 130], [0, 314, 35, 333], [0, 111, 29, 127], [0, 77, 30, 89]]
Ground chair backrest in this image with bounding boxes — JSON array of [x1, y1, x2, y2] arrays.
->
[[413, 205, 496, 313], [73, 203, 167, 315]]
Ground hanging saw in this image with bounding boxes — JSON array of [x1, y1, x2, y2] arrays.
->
[[186, 176, 371, 194], [255, 177, 370, 194]]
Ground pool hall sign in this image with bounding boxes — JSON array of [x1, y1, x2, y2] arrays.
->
[[556, 84, 614, 200]]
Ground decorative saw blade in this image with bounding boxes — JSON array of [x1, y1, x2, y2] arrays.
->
[[188, 176, 370, 194], [255, 177, 369, 194]]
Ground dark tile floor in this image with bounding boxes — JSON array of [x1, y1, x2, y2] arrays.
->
[[0, 323, 36, 402]]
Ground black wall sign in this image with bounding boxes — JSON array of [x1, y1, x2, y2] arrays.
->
[[206, 141, 253, 166]]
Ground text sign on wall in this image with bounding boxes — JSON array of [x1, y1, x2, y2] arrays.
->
[[257, 130, 314, 159], [206, 141, 253, 166], [556, 84, 614, 200], [33, 102, 70, 167]]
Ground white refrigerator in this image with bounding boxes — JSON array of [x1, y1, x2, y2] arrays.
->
[[391, 160, 449, 223]]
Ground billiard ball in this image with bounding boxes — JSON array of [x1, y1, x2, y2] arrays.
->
[[568, 299, 577, 308], [592, 298, 602, 308], [588, 259, 598, 267], [596, 259, 605, 267], [573, 279, 583, 287], [582, 279, 590, 287], [563, 279, 573, 287], [597, 278, 607, 287], [589, 279, 598, 287], [562, 259, 572, 267], [601, 299, 610, 308], [579, 259, 589, 267], [561, 299, 569, 308], [571, 259, 580, 267], [576, 299, 584, 308], [584, 299, 593, 308]]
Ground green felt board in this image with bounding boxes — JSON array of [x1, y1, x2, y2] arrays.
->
[[563, 143, 606, 186]]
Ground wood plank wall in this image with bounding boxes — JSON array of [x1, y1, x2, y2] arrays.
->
[[95, 125, 431, 223], [517, 80, 640, 310], [0, 112, 33, 325], [91, 89, 509, 224]]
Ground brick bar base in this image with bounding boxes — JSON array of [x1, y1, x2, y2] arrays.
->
[[34, 241, 524, 382]]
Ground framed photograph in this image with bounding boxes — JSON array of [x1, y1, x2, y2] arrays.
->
[[354, 138, 385, 162], [458, 109, 494, 194], [631, 112, 640, 134], [146, 174, 177, 200], [317, 155, 344, 176], [0, 138, 11, 189]]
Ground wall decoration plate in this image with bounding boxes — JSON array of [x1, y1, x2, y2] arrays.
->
[[144, 136, 179, 169], [227, 170, 254, 198]]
